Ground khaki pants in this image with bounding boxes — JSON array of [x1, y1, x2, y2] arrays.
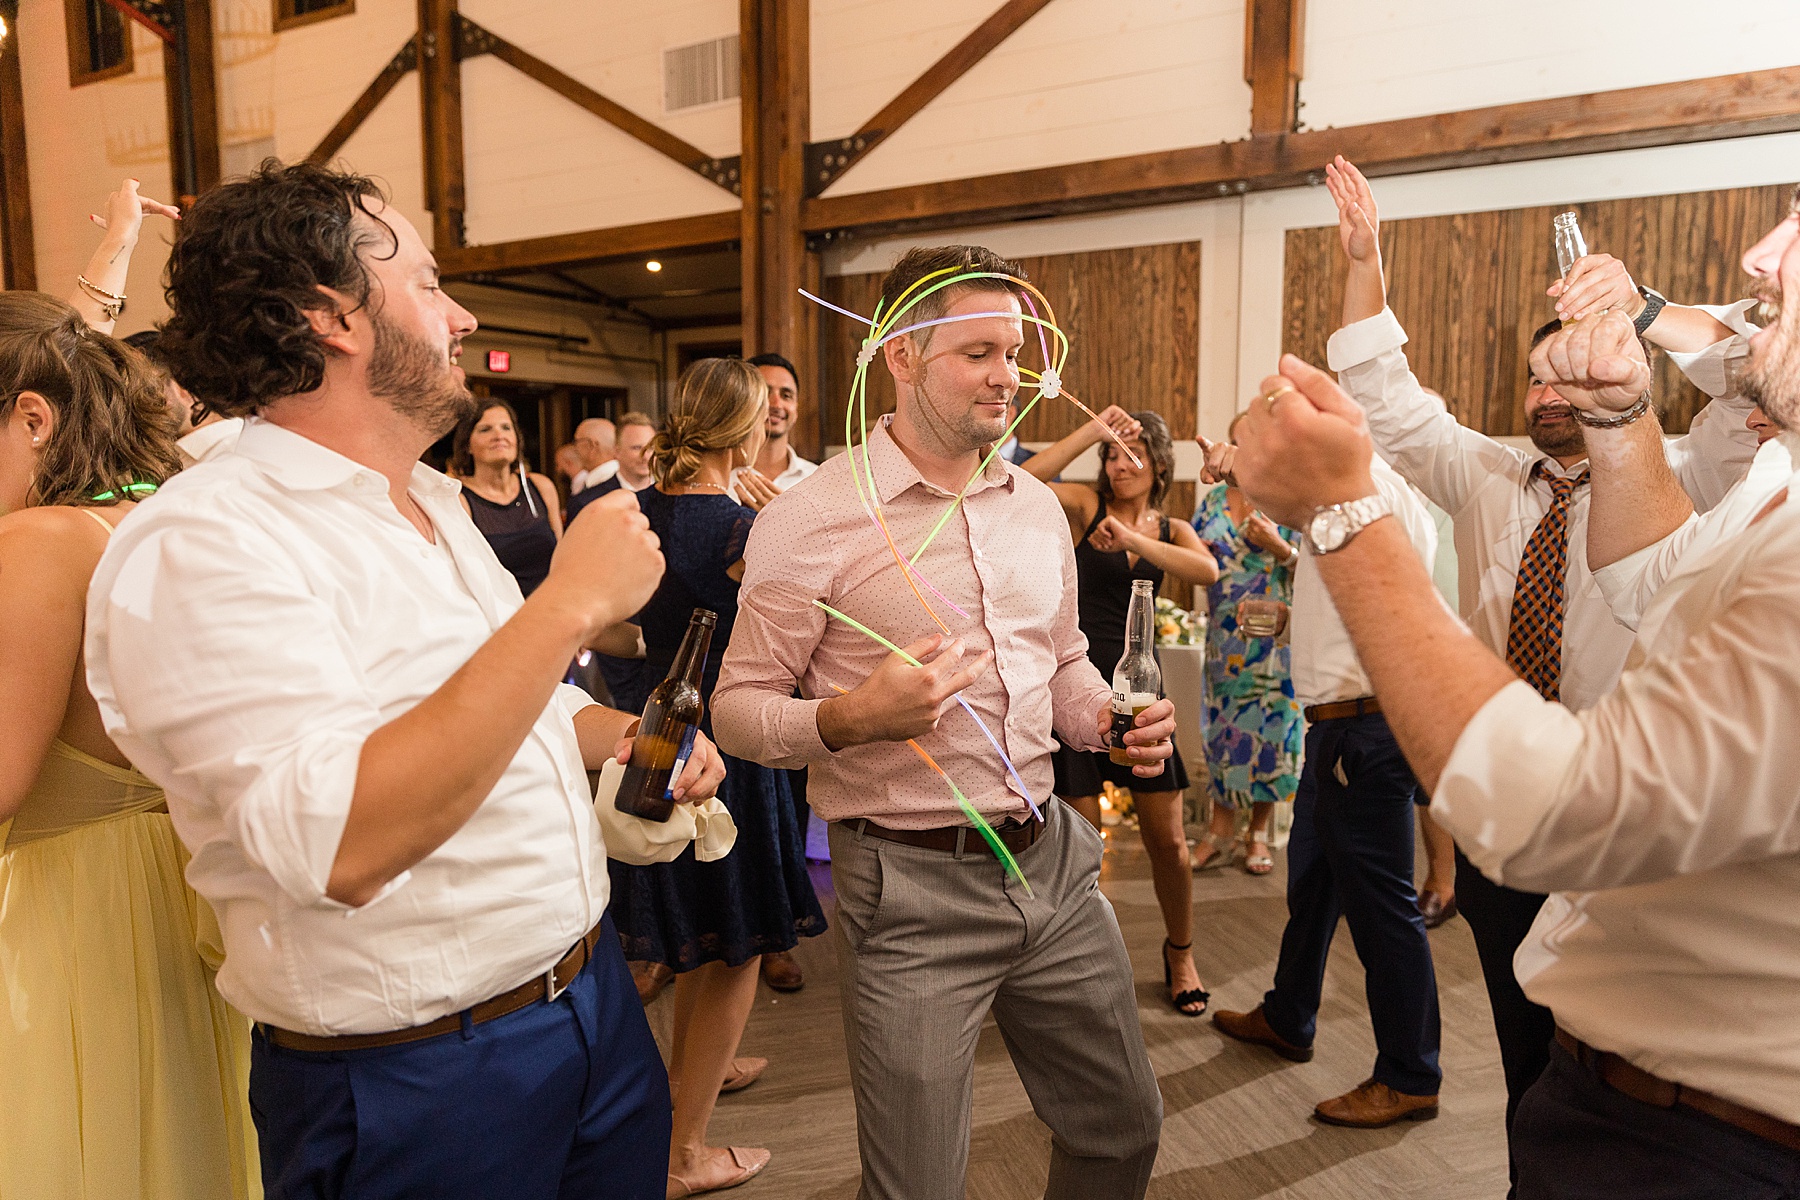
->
[[829, 799, 1163, 1200]]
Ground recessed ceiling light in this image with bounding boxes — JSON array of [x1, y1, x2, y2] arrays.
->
[[645, 260, 663, 273]]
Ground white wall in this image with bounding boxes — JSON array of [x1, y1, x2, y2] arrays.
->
[[814, 0, 1249, 198], [1300, 2, 1800, 131]]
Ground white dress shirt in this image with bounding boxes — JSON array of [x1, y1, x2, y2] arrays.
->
[[1432, 431, 1800, 1123], [85, 418, 608, 1035], [1594, 436, 1793, 632], [571, 459, 619, 494], [175, 416, 243, 467], [1291, 455, 1440, 709], [1328, 306, 1757, 712], [728, 446, 818, 500]]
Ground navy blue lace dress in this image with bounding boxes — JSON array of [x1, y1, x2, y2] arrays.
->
[[606, 488, 827, 971]]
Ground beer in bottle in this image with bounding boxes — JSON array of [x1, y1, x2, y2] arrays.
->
[[1553, 211, 1588, 281], [615, 608, 716, 822], [1109, 579, 1161, 766]]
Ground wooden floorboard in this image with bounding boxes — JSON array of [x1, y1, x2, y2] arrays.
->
[[645, 832, 1510, 1199]]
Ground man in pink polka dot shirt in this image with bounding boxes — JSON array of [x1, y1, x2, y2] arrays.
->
[[714, 245, 1175, 1200]]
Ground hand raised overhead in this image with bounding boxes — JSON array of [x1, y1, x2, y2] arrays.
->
[[1324, 156, 1380, 266], [1232, 355, 1377, 529], [1527, 309, 1651, 414]]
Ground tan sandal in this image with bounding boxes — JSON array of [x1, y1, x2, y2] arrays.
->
[[666, 1146, 770, 1198], [1191, 832, 1236, 872], [720, 1055, 766, 1093], [1243, 839, 1274, 876]]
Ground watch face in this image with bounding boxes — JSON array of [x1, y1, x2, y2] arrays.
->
[[1308, 509, 1348, 553]]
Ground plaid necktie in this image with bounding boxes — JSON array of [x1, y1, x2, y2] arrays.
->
[[1503, 462, 1589, 701]]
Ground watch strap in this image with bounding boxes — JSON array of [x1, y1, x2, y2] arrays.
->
[[1634, 286, 1667, 335]]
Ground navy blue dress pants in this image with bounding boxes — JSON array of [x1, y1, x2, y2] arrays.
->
[[1261, 712, 1442, 1097], [248, 915, 671, 1200], [1515, 1041, 1800, 1199]]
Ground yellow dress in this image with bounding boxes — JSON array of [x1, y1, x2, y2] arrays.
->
[[0, 740, 260, 1200]]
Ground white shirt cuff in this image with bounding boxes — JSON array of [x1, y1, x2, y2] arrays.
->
[[1429, 680, 1586, 882], [1326, 308, 1409, 373]]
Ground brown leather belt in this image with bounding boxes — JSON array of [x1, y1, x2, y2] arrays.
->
[[1555, 1028, 1800, 1154], [262, 920, 606, 1054], [852, 815, 1044, 857], [1303, 695, 1382, 723]]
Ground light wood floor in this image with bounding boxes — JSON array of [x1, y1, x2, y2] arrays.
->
[[645, 831, 1511, 1199]]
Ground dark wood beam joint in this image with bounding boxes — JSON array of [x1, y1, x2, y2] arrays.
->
[[1245, 0, 1305, 136], [0, 0, 37, 290], [804, 133, 876, 195]]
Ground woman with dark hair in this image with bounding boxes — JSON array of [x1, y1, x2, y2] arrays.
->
[[1022, 407, 1220, 1016], [451, 398, 563, 596], [608, 358, 826, 1198], [0, 293, 258, 1199]]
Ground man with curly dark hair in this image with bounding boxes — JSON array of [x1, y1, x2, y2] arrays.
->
[[86, 161, 724, 1200]]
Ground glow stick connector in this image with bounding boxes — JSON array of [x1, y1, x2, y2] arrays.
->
[[856, 340, 878, 368], [1037, 366, 1062, 400]]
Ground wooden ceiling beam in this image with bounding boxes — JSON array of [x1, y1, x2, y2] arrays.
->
[[0, 0, 36, 290], [461, 17, 739, 195], [306, 38, 418, 165], [807, 0, 1055, 195], [802, 64, 1800, 237], [436, 210, 739, 278], [418, 0, 465, 248], [1244, 0, 1304, 136]]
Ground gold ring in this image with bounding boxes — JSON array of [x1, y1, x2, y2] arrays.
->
[[1262, 385, 1296, 405]]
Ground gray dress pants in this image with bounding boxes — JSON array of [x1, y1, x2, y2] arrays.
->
[[828, 798, 1163, 1200]]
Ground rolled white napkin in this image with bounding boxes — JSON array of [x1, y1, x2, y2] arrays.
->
[[591, 757, 737, 865]]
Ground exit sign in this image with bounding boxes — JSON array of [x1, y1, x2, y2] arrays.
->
[[486, 349, 511, 373]]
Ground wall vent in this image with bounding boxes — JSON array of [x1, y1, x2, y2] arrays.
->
[[663, 35, 740, 114]]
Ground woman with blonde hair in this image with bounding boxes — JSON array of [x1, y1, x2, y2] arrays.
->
[[0, 293, 259, 1198], [606, 358, 826, 1198]]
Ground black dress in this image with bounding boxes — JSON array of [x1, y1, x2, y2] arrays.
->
[[465, 476, 557, 596], [1051, 497, 1192, 797], [606, 488, 827, 971]]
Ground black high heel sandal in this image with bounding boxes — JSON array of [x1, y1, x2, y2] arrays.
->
[[1162, 939, 1210, 1017]]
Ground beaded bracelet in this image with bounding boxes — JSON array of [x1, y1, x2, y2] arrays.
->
[[1572, 395, 1651, 429], [76, 274, 126, 319]]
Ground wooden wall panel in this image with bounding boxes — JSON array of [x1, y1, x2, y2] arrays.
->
[[822, 241, 1201, 447], [1282, 184, 1789, 436]]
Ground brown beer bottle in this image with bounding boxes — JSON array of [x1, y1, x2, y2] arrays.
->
[[615, 608, 717, 822], [1109, 579, 1161, 766]]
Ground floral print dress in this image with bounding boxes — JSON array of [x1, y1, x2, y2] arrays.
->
[[1192, 483, 1304, 810]]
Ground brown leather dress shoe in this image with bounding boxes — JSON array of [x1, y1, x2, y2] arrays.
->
[[760, 950, 804, 993], [1212, 1004, 1314, 1062], [1314, 1079, 1439, 1128], [1417, 889, 1459, 929]]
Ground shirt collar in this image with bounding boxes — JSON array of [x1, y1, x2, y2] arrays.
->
[[866, 414, 1015, 505], [234, 416, 462, 498], [1530, 454, 1591, 483]]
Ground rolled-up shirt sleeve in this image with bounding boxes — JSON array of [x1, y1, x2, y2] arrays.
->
[[1665, 299, 1757, 402], [1436, 515, 1800, 893], [91, 512, 384, 909], [713, 491, 835, 768]]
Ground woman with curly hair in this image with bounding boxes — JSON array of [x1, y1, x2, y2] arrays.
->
[[1022, 406, 1220, 1017], [0, 293, 259, 1199], [606, 359, 826, 1198]]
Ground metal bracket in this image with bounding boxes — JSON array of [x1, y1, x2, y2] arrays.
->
[[805, 133, 878, 196], [392, 36, 420, 74], [695, 156, 742, 196], [454, 14, 499, 59]]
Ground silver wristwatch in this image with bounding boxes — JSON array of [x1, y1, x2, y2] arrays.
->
[[1306, 495, 1392, 555]]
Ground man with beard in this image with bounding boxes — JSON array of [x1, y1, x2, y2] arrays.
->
[[1225, 184, 1800, 1196], [83, 162, 727, 1199], [713, 246, 1170, 1200], [1318, 156, 1759, 1191]]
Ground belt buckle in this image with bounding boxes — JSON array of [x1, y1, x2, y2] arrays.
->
[[544, 945, 580, 1004]]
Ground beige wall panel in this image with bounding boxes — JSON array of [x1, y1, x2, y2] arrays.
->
[[17, 7, 172, 332], [328, 72, 430, 258], [815, 0, 1249, 197], [268, 0, 417, 161], [1302, 1, 1800, 131], [464, 0, 739, 157], [459, 56, 736, 247]]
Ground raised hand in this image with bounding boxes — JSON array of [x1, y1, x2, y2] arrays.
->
[[733, 468, 781, 512], [1090, 404, 1143, 446], [1324, 156, 1380, 265], [1549, 253, 1641, 324], [1528, 309, 1651, 413], [819, 633, 993, 748], [538, 489, 664, 639], [1195, 434, 1238, 486], [1233, 355, 1377, 529], [90, 178, 181, 246]]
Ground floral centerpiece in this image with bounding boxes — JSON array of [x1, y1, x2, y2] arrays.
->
[[1155, 596, 1203, 646]]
